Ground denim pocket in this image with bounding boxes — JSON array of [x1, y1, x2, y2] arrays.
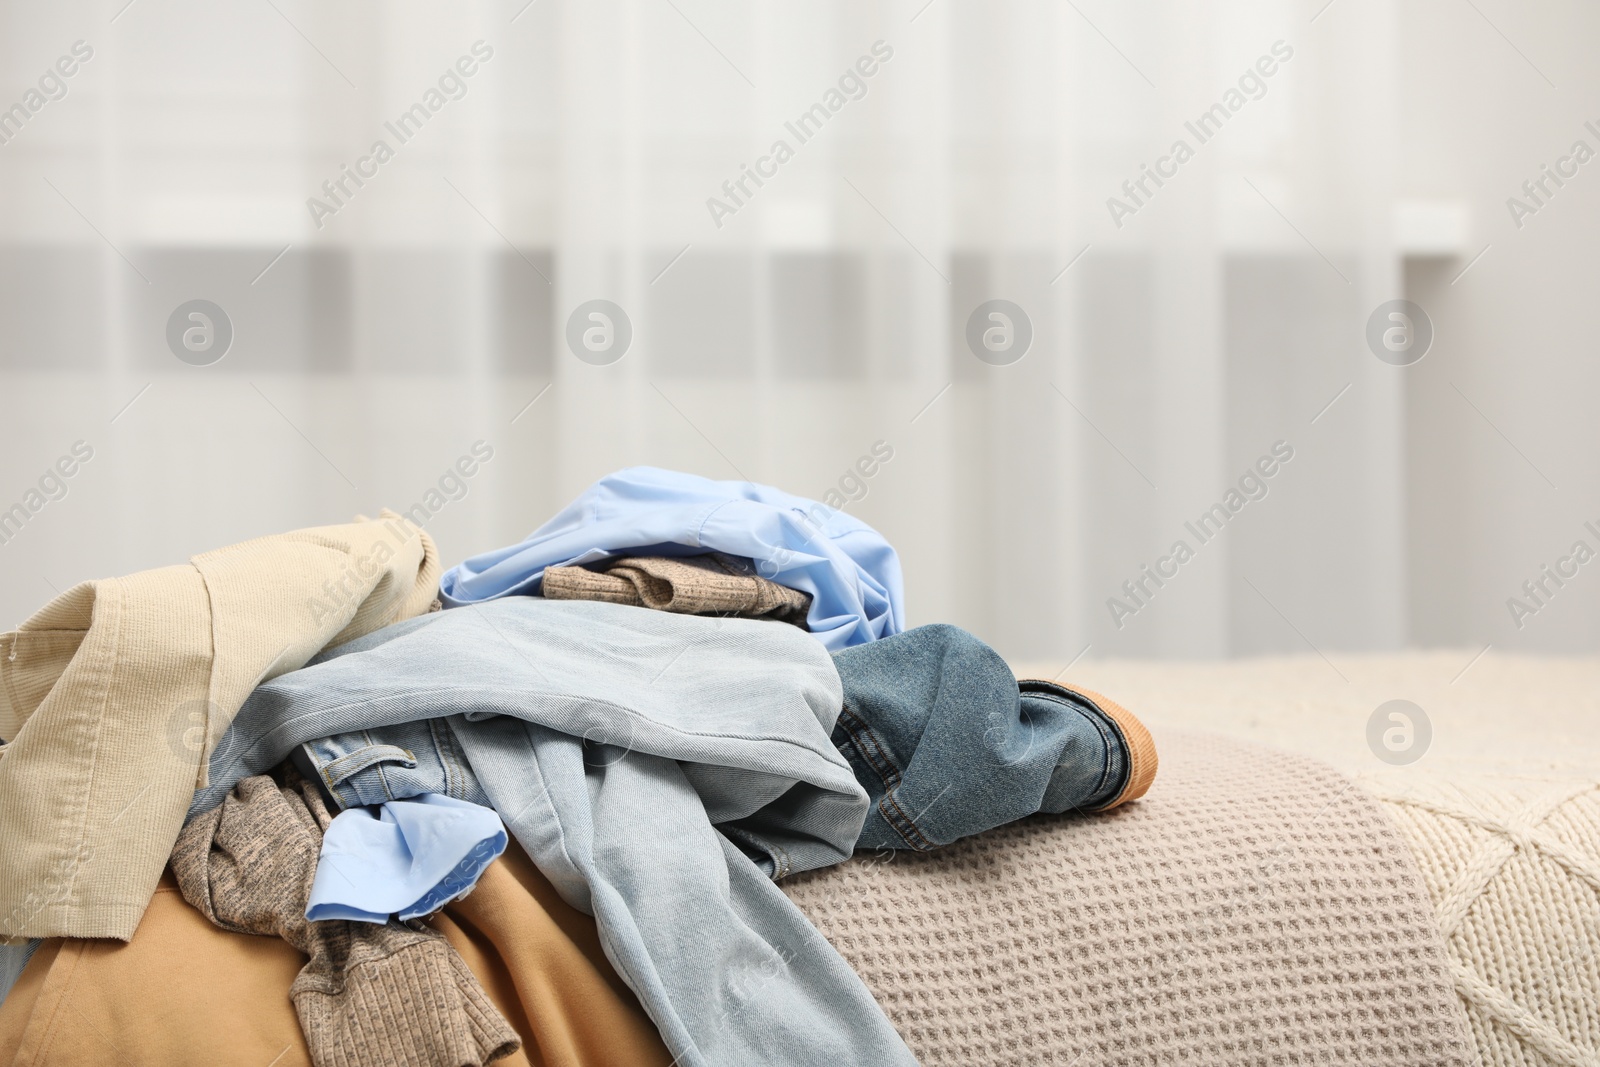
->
[[296, 719, 488, 809]]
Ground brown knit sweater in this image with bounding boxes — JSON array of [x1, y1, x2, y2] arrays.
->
[[541, 552, 811, 626], [171, 773, 519, 1067]]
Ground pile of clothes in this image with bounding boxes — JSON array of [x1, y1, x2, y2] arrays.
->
[[0, 467, 1156, 1067]]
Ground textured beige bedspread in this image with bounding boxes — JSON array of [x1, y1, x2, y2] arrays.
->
[[783, 652, 1599, 1067], [785, 729, 1477, 1066], [1051, 651, 1600, 1066]]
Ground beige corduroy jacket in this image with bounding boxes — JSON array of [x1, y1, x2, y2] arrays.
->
[[0, 511, 440, 941]]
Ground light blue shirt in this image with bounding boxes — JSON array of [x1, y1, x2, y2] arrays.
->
[[306, 793, 507, 924], [438, 466, 905, 650]]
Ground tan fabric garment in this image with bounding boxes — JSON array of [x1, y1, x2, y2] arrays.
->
[[783, 730, 1478, 1066], [433, 844, 672, 1067], [0, 513, 440, 941], [172, 773, 518, 1067], [542, 553, 810, 626], [0, 844, 671, 1067]]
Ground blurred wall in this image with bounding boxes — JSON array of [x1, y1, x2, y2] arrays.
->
[[1398, 0, 1600, 655], [0, 0, 1593, 665]]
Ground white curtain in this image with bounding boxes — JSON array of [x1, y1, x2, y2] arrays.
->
[[2, 0, 1537, 664]]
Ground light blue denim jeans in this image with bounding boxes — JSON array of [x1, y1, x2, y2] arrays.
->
[[0, 940, 38, 1007], [193, 598, 917, 1067], [287, 623, 1128, 858]]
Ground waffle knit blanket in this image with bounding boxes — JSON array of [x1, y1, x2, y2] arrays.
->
[[782, 730, 1478, 1066]]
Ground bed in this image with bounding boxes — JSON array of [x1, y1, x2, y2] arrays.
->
[[785, 652, 1600, 1067]]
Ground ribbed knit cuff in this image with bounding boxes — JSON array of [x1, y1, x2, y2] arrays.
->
[[292, 936, 519, 1067]]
